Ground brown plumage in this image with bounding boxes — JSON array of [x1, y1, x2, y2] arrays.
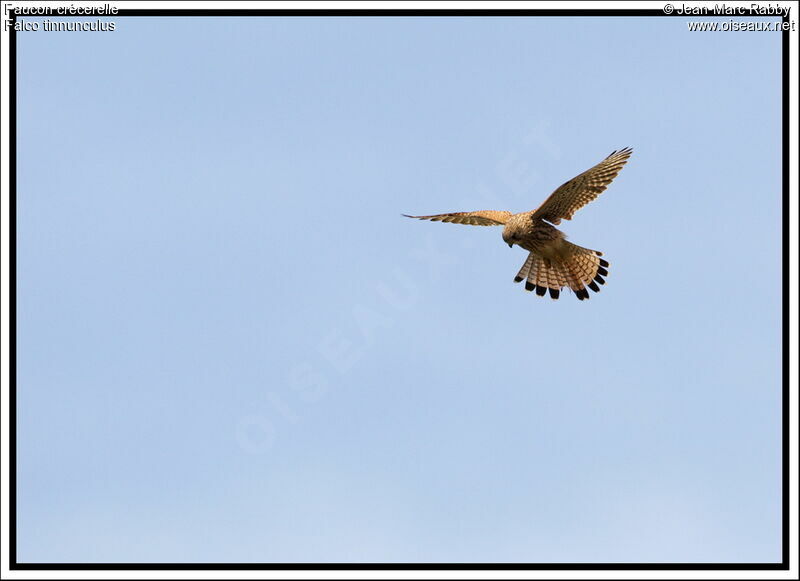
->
[[404, 147, 632, 300]]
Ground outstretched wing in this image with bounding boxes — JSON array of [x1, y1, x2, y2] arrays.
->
[[531, 147, 633, 225], [403, 210, 511, 226]]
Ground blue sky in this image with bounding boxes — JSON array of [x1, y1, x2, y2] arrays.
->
[[16, 14, 783, 563]]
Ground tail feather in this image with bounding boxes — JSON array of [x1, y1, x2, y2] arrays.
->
[[514, 243, 610, 300], [565, 263, 589, 300], [514, 253, 534, 285], [536, 256, 551, 296], [545, 260, 561, 300]]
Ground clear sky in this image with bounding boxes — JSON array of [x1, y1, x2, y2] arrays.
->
[[16, 14, 783, 563]]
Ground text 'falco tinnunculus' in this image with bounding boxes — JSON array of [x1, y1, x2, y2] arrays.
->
[[404, 147, 633, 300]]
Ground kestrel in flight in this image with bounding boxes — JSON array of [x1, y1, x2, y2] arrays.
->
[[404, 147, 632, 300]]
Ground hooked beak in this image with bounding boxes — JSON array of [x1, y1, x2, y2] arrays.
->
[[507, 242, 513, 248]]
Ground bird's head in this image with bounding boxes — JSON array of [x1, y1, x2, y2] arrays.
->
[[502, 225, 521, 248]]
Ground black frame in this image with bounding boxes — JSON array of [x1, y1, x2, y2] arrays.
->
[[6, 5, 792, 572]]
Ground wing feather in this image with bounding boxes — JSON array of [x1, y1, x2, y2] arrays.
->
[[403, 210, 511, 226], [531, 147, 633, 224]]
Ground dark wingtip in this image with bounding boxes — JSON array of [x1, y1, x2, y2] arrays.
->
[[588, 281, 600, 293], [549, 288, 560, 300], [597, 266, 609, 277], [594, 274, 606, 285], [524, 281, 535, 291], [599, 258, 610, 268], [576, 288, 590, 300], [514, 275, 524, 283], [535, 285, 547, 297]]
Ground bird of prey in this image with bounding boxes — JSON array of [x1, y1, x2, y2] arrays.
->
[[404, 147, 632, 300]]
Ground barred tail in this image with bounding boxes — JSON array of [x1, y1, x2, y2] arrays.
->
[[513, 244, 609, 301]]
